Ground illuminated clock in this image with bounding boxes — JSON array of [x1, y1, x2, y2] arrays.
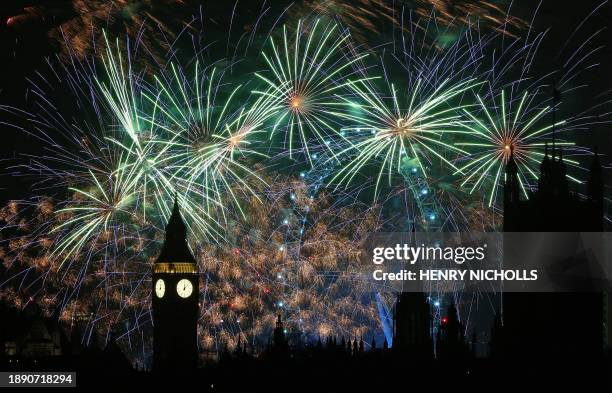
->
[[176, 279, 193, 298], [155, 279, 165, 298]]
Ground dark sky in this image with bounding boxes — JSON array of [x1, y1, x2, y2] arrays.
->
[[0, 0, 611, 204], [520, 1, 612, 158]]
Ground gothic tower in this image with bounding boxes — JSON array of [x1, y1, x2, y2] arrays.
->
[[270, 314, 289, 358], [393, 292, 433, 358], [500, 142, 605, 358], [152, 198, 199, 371]]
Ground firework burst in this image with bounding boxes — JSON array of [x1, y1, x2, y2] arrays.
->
[[145, 60, 279, 224], [329, 77, 479, 200], [254, 19, 367, 164], [455, 89, 581, 207]]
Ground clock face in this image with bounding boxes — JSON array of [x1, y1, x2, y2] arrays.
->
[[176, 279, 193, 298], [155, 279, 165, 298]]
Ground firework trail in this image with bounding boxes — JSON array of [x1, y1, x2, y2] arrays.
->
[[289, 0, 526, 46], [5, 0, 185, 62]]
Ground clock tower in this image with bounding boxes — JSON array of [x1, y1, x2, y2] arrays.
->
[[152, 198, 199, 371]]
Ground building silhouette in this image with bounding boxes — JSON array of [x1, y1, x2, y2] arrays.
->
[[499, 144, 605, 358], [0, 303, 132, 373], [152, 198, 199, 371], [268, 314, 289, 359], [504, 144, 603, 231], [0, 304, 66, 365], [393, 292, 433, 358], [392, 294, 471, 360]]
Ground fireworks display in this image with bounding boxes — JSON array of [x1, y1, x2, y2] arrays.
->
[[0, 1, 610, 368]]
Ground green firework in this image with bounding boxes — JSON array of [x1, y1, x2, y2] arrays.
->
[[455, 89, 580, 207], [254, 19, 368, 164], [329, 77, 479, 200]]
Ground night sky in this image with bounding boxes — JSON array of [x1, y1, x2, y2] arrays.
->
[[1, 0, 611, 202]]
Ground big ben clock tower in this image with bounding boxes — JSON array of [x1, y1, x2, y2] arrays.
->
[[152, 198, 199, 371]]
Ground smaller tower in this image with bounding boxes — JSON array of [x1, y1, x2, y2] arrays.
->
[[271, 314, 289, 358], [393, 292, 433, 358], [504, 147, 520, 203], [555, 147, 570, 197]]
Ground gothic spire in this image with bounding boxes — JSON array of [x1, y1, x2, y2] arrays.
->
[[551, 84, 561, 158], [156, 196, 196, 264]]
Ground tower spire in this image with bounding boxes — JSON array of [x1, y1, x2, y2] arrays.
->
[[503, 146, 521, 231], [156, 196, 195, 264], [551, 84, 561, 159]]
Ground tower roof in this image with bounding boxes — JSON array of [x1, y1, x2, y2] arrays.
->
[[156, 197, 196, 264]]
